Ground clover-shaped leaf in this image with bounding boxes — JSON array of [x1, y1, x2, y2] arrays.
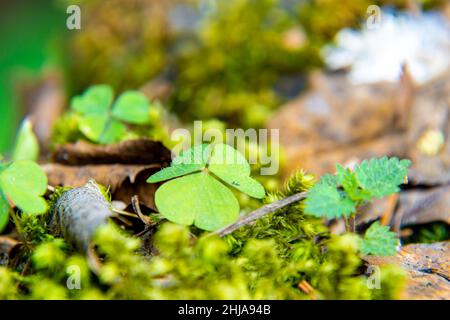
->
[[71, 85, 152, 144], [147, 143, 265, 231], [155, 172, 239, 231], [0, 160, 48, 232]]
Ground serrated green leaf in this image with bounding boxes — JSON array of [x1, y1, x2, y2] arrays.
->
[[112, 91, 151, 124], [71, 85, 113, 115], [147, 164, 205, 183], [304, 178, 356, 219], [0, 161, 48, 214], [0, 192, 10, 232], [12, 118, 39, 162], [154, 172, 239, 231], [355, 157, 411, 198], [361, 221, 398, 256]]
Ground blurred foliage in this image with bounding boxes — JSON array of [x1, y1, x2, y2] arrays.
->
[[402, 222, 450, 245], [64, 0, 185, 94]]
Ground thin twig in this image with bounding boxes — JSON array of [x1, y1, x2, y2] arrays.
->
[[131, 195, 154, 226], [211, 191, 308, 238]]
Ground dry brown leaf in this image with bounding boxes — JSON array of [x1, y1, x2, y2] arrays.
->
[[0, 236, 22, 267], [43, 163, 162, 209], [364, 242, 450, 300], [269, 71, 412, 177], [393, 186, 450, 231], [52, 138, 172, 166]]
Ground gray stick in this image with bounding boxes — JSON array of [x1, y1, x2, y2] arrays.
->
[[212, 191, 308, 238], [52, 180, 113, 252]]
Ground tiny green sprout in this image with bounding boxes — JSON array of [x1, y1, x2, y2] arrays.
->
[[147, 143, 265, 231], [0, 160, 48, 232], [71, 84, 153, 144], [304, 156, 411, 256]]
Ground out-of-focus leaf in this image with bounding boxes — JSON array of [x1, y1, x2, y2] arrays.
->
[[112, 91, 151, 124], [12, 118, 39, 161], [0, 160, 48, 214]]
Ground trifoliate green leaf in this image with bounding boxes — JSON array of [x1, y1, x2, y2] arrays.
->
[[0, 192, 10, 232], [154, 172, 239, 231], [172, 144, 211, 167], [71, 84, 113, 114], [147, 144, 209, 183], [304, 176, 356, 219], [97, 118, 127, 144], [0, 161, 48, 214], [208, 144, 264, 198], [77, 113, 109, 142], [355, 157, 411, 198], [209, 143, 250, 176], [12, 118, 39, 162], [361, 221, 398, 256], [112, 91, 151, 124], [147, 164, 205, 183]]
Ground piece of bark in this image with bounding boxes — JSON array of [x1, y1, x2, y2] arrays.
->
[[52, 139, 172, 166], [52, 180, 113, 252], [43, 163, 161, 209], [393, 186, 450, 231], [364, 242, 450, 300]]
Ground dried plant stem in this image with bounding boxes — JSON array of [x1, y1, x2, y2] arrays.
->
[[211, 191, 308, 238]]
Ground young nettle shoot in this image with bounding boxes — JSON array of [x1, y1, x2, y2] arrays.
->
[[71, 84, 154, 144], [304, 156, 411, 256], [0, 160, 48, 232], [147, 144, 265, 231]]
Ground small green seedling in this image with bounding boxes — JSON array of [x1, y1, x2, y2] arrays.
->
[[147, 143, 265, 231], [304, 156, 411, 256], [71, 84, 153, 144], [0, 160, 48, 232]]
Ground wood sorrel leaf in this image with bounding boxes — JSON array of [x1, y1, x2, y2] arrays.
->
[[154, 172, 239, 231], [0, 160, 48, 214], [112, 91, 151, 124], [97, 118, 127, 144], [0, 192, 10, 232], [147, 144, 210, 183], [208, 143, 264, 198], [12, 118, 39, 162], [71, 84, 113, 115]]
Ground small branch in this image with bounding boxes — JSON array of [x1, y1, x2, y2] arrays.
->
[[131, 195, 154, 227], [343, 215, 350, 233], [211, 191, 308, 238]]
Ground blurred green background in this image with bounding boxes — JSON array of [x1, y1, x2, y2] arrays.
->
[[0, 0, 64, 153]]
